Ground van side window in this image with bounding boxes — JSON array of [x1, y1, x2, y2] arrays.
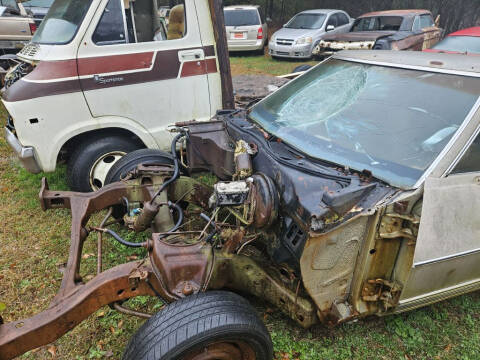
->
[[451, 132, 480, 174], [93, 0, 126, 45], [93, 0, 185, 45]]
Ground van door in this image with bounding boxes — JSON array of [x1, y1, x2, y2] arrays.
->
[[77, 0, 214, 148], [399, 131, 480, 307]]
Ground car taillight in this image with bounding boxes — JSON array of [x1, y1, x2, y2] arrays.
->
[[29, 23, 37, 35], [257, 27, 263, 39]]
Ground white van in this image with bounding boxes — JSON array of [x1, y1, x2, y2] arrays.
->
[[2, 0, 233, 191]]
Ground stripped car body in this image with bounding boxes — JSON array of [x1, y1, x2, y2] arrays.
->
[[1, 51, 480, 359], [313, 9, 442, 56]]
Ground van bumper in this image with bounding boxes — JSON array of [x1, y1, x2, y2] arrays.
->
[[4, 127, 41, 173]]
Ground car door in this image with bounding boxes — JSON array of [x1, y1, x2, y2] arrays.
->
[[334, 12, 352, 34], [400, 124, 480, 306], [77, 0, 213, 148], [325, 13, 341, 35]]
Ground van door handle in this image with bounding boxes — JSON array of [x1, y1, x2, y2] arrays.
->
[[178, 49, 205, 62]]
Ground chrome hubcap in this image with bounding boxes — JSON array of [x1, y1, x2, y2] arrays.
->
[[89, 151, 126, 190]]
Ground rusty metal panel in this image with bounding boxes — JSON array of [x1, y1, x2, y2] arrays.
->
[[300, 216, 369, 317]]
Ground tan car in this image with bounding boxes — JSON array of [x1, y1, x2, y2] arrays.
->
[[0, 0, 36, 54]]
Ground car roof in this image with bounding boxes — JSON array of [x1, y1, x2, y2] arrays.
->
[[224, 5, 260, 10], [448, 26, 480, 37], [333, 50, 480, 75], [299, 9, 344, 15], [359, 9, 430, 18]]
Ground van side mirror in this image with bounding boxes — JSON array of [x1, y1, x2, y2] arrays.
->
[[326, 25, 335, 31]]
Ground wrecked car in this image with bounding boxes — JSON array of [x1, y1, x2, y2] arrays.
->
[[1, 50, 479, 360], [313, 9, 442, 57]]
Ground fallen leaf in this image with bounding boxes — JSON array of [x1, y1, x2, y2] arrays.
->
[[47, 345, 56, 358], [110, 326, 115, 334], [82, 253, 95, 259], [97, 311, 105, 318], [444, 344, 452, 352], [0, 303, 6, 312], [126, 255, 138, 261], [105, 350, 114, 358], [117, 320, 124, 329], [9, 263, 16, 269], [84, 275, 94, 281]]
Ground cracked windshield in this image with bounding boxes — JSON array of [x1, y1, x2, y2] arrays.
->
[[249, 59, 480, 188]]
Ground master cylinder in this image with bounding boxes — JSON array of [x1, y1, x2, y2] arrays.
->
[[211, 173, 278, 229]]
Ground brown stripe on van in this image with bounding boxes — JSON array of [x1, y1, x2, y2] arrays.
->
[[3, 46, 219, 101], [26, 59, 78, 81], [2, 78, 82, 102]]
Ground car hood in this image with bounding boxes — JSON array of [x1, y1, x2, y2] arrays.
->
[[323, 31, 397, 42], [273, 27, 319, 39]]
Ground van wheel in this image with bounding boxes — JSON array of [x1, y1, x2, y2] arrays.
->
[[67, 135, 142, 192], [122, 291, 273, 360]]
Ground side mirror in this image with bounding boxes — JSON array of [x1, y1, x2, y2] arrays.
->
[[326, 24, 335, 32]]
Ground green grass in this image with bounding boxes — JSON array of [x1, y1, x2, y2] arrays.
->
[[229, 52, 317, 76], [1, 58, 480, 360]]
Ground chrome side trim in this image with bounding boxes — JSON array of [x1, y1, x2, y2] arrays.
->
[[392, 279, 480, 314], [414, 247, 480, 267]]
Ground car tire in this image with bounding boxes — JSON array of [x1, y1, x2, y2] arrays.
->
[[67, 135, 142, 192], [122, 291, 273, 360], [104, 148, 175, 185]]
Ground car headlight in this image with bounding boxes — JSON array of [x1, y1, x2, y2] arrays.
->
[[296, 37, 313, 45]]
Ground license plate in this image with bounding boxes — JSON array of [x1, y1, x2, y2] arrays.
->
[[232, 32, 246, 40]]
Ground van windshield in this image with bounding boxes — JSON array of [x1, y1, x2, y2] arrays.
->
[[32, 0, 93, 44]]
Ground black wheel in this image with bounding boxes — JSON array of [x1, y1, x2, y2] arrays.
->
[[67, 135, 142, 192], [292, 64, 312, 73], [123, 291, 273, 360], [104, 148, 174, 185]]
